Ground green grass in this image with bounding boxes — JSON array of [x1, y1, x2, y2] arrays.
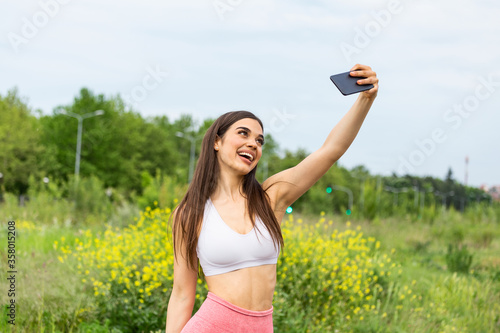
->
[[292, 211, 500, 332], [0, 221, 99, 332], [1, 206, 499, 332]]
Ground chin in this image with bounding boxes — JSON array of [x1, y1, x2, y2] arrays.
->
[[239, 168, 253, 176], [237, 166, 255, 176]]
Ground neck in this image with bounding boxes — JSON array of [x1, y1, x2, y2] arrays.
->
[[212, 169, 246, 204]]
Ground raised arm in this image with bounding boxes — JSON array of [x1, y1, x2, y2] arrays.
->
[[166, 209, 198, 333], [263, 64, 379, 213]]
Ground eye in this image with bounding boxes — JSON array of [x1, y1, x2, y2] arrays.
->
[[238, 130, 248, 136], [257, 138, 265, 145]]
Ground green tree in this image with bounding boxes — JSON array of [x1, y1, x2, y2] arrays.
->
[[0, 88, 44, 194], [39, 88, 179, 195]]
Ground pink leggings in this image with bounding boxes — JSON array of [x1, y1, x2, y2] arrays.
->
[[181, 292, 274, 332]]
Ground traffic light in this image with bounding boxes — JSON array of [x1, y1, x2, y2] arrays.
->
[[326, 185, 333, 194], [286, 206, 293, 214]]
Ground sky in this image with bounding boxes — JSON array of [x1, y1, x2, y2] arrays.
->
[[2, 0, 499, 187]]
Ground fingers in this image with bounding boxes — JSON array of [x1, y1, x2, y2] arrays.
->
[[355, 74, 378, 85], [350, 69, 377, 84], [350, 63, 371, 72], [349, 64, 379, 97]]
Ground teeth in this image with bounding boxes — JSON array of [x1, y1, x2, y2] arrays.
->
[[238, 152, 253, 161]]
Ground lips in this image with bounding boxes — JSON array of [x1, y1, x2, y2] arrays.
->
[[239, 155, 252, 165], [237, 150, 255, 162]]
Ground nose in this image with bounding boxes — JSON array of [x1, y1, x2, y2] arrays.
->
[[245, 140, 257, 149]]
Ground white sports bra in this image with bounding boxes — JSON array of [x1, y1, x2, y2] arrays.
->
[[196, 198, 280, 276]]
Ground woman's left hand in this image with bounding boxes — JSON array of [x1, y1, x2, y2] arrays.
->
[[349, 64, 379, 100]]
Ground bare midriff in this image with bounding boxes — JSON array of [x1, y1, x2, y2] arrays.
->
[[205, 264, 277, 311]]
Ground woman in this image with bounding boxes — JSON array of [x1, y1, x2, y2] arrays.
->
[[166, 64, 378, 332]]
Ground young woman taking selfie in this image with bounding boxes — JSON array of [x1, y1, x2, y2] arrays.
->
[[166, 64, 379, 332]]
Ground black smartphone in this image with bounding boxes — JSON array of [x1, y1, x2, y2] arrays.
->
[[330, 70, 374, 96]]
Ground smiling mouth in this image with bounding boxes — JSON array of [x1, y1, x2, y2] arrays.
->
[[238, 152, 254, 162], [238, 155, 252, 164]]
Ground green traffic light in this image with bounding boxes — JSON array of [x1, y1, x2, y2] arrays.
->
[[346, 209, 351, 215], [326, 187, 332, 194], [286, 206, 293, 214]]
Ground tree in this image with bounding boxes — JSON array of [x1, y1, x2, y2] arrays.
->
[[39, 88, 178, 194], [0, 88, 44, 194]]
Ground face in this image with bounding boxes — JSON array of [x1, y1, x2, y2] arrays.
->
[[214, 118, 264, 176]]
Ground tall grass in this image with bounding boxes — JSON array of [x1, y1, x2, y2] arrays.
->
[[1, 195, 499, 332], [0, 220, 96, 332]]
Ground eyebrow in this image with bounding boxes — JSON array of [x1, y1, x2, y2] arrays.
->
[[235, 126, 265, 142]]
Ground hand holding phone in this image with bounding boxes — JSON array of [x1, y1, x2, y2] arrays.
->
[[330, 70, 374, 96]]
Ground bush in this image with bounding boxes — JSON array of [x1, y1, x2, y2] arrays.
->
[[65, 175, 113, 225], [57, 206, 181, 332], [273, 214, 413, 331], [136, 170, 187, 211], [445, 243, 473, 274], [56, 209, 414, 332]]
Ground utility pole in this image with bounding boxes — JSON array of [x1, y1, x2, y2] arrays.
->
[[465, 155, 469, 186]]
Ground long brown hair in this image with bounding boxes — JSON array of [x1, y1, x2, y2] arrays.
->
[[172, 111, 284, 271]]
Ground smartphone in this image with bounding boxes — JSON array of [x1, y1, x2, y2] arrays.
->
[[330, 70, 374, 96]]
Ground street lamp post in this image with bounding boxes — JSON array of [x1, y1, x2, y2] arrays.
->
[[419, 187, 434, 218], [434, 190, 455, 206], [413, 185, 420, 208], [176, 131, 199, 184], [434, 190, 455, 214], [351, 172, 367, 214], [57, 109, 104, 179], [376, 176, 382, 215], [0, 172, 3, 203], [326, 184, 353, 215], [384, 186, 409, 206]]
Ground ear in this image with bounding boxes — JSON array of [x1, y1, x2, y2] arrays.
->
[[214, 134, 221, 150]]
